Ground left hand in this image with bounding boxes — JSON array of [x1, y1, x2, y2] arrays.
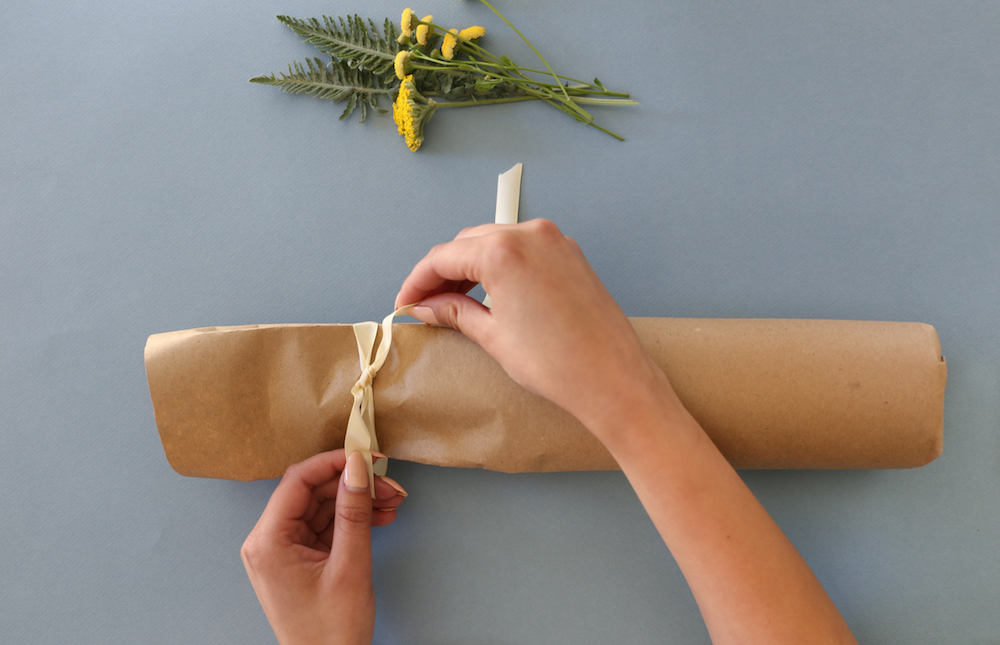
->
[[241, 449, 408, 645]]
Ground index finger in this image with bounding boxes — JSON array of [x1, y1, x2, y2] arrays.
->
[[395, 235, 491, 309], [452, 223, 511, 240], [259, 450, 348, 526]]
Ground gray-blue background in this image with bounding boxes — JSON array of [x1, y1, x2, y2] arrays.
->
[[2, 0, 998, 642]]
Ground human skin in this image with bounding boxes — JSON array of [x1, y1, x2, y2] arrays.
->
[[241, 450, 407, 645], [394, 219, 858, 645]]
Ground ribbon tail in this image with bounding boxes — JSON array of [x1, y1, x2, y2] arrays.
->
[[344, 396, 375, 497], [484, 163, 522, 308], [347, 322, 378, 497]]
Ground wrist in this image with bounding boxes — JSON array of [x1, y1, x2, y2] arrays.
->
[[581, 356, 700, 458]]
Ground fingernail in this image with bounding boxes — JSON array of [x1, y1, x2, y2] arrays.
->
[[411, 305, 440, 326], [344, 450, 369, 492], [374, 507, 398, 513], [380, 476, 409, 498], [370, 450, 388, 460]]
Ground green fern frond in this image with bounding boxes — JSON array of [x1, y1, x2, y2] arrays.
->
[[249, 58, 394, 121], [276, 14, 399, 76]]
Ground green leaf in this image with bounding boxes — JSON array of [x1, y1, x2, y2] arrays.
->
[[250, 57, 393, 121], [276, 14, 399, 75], [440, 74, 453, 95], [474, 78, 502, 92], [340, 94, 359, 120]]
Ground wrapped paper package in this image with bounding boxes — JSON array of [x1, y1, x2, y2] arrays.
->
[[145, 318, 947, 480]]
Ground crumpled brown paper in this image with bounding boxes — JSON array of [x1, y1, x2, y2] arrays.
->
[[144, 318, 947, 480]]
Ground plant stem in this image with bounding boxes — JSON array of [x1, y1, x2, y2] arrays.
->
[[404, 11, 632, 139], [435, 95, 541, 108], [448, 58, 632, 97], [570, 97, 638, 106], [522, 90, 627, 140], [474, 0, 588, 117], [565, 84, 632, 98], [436, 93, 625, 140]]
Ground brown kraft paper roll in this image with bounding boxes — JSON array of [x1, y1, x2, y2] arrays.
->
[[144, 318, 947, 480]]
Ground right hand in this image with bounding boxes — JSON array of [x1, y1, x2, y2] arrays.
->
[[394, 219, 674, 439], [397, 220, 860, 645]]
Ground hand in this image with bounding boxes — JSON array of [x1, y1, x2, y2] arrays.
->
[[396, 221, 858, 644], [394, 219, 674, 442], [241, 450, 408, 645]]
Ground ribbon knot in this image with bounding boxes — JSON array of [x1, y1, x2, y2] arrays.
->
[[343, 305, 415, 497], [353, 364, 378, 391]]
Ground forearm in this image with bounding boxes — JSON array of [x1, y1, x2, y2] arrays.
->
[[395, 222, 857, 642], [592, 368, 858, 645]]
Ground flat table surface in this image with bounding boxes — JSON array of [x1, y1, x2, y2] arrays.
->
[[3, 1, 998, 642]]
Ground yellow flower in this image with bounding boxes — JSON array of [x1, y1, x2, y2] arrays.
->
[[400, 8, 417, 37], [394, 50, 413, 79], [441, 28, 459, 60], [392, 75, 438, 151], [415, 15, 434, 45], [458, 25, 485, 41]]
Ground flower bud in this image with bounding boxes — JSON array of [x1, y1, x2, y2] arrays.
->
[[458, 25, 485, 41], [416, 15, 434, 45], [442, 28, 459, 60], [400, 8, 417, 37], [394, 50, 413, 80]]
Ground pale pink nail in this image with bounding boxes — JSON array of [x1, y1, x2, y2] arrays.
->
[[344, 450, 369, 492], [410, 305, 440, 326], [380, 476, 409, 498]]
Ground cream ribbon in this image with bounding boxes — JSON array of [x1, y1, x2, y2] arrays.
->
[[494, 162, 522, 225], [344, 304, 415, 497], [482, 162, 522, 309]]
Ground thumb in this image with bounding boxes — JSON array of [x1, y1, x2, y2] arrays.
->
[[411, 292, 493, 348], [329, 450, 373, 578]]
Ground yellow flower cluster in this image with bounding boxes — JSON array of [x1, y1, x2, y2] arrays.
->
[[394, 50, 413, 79], [442, 24, 485, 60], [441, 28, 459, 60], [415, 15, 434, 45], [459, 26, 485, 41], [401, 8, 483, 60], [400, 8, 417, 37], [392, 75, 438, 152]]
